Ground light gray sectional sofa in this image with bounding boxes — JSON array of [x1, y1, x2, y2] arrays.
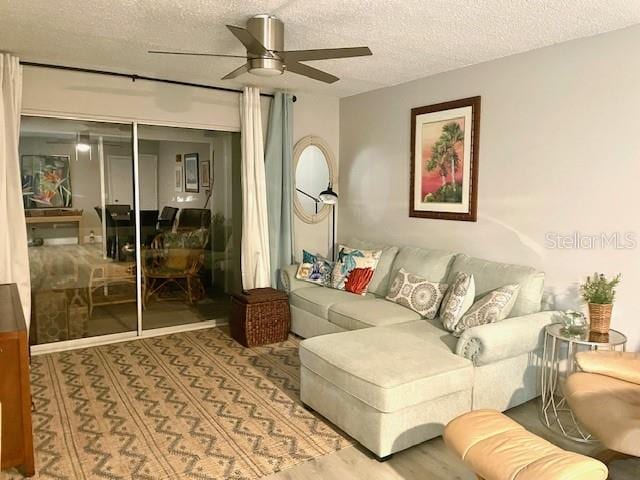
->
[[281, 242, 559, 460]]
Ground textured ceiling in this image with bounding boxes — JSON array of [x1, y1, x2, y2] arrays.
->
[[2, 0, 640, 98]]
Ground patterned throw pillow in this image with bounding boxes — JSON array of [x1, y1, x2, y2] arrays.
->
[[162, 228, 208, 270], [386, 268, 448, 319], [296, 250, 334, 287], [302, 249, 317, 264], [163, 228, 208, 249], [440, 272, 476, 332], [330, 246, 382, 295], [453, 284, 521, 337]]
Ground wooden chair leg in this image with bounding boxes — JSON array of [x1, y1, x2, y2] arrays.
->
[[145, 278, 155, 304], [186, 277, 194, 304]]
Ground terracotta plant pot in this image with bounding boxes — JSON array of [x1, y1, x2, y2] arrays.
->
[[588, 303, 613, 334]]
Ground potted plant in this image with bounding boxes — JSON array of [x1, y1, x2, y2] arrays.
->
[[580, 272, 621, 333]]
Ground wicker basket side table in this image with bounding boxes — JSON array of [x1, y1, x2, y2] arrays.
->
[[230, 288, 291, 347]]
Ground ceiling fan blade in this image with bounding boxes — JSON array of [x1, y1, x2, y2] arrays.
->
[[280, 46, 372, 62], [285, 61, 339, 84], [221, 63, 250, 80], [148, 50, 249, 59], [226, 25, 270, 57]]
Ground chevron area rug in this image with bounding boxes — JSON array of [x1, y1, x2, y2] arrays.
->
[[10, 328, 352, 479]]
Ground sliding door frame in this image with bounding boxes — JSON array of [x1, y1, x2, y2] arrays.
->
[[23, 111, 237, 355], [132, 121, 143, 337]]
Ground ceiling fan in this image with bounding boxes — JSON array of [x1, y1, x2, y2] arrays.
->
[[149, 14, 372, 84]]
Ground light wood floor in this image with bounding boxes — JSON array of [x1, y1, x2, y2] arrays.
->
[[265, 399, 639, 480]]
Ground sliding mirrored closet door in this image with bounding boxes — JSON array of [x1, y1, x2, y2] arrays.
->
[[21, 117, 241, 348], [21, 116, 138, 345], [136, 125, 237, 331]]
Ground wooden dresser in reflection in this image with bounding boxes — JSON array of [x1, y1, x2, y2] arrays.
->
[[0, 284, 35, 476]]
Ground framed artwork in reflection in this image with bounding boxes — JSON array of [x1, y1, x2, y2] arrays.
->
[[184, 153, 199, 193]]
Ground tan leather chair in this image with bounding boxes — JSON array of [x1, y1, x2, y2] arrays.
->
[[565, 351, 640, 460], [444, 410, 608, 480]]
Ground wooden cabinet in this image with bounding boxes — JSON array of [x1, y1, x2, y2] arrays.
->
[[0, 284, 35, 476]]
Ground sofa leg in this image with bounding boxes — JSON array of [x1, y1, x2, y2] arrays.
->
[[375, 454, 393, 462], [301, 402, 314, 413]]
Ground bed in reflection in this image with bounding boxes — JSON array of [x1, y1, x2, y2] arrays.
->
[[29, 244, 136, 344]]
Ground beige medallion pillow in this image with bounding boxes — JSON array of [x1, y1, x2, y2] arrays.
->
[[453, 284, 520, 337], [386, 268, 448, 319], [440, 272, 475, 332]]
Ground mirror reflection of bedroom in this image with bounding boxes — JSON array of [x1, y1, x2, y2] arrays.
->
[[20, 116, 239, 346]]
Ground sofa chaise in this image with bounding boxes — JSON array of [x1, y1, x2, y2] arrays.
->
[[281, 242, 559, 460]]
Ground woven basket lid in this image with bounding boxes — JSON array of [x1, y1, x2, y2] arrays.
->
[[232, 287, 288, 304]]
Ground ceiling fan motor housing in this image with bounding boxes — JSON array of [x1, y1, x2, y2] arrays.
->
[[247, 14, 284, 75]]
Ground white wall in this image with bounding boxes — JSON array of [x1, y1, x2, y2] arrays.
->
[[21, 66, 247, 131], [292, 93, 340, 261], [340, 25, 640, 349]]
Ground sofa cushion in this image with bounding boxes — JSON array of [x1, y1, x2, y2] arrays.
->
[[441, 272, 476, 331], [289, 287, 374, 319], [328, 298, 421, 330], [453, 284, 520, 337], [391, 246, 456, 285], [299, 320, 472, 412], [386, 268, 448, 319], [331, 245, 382, 294], [346, 239, 399, 297], [446, 254, 544, 317], [295, 251, 334, 287]]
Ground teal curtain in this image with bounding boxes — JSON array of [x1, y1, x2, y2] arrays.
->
[[264, 92, 294, 288]]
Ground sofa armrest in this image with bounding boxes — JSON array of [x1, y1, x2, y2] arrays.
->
[[456, 311, 563, 366], [576, 351, 640, 385], [280, 264, 319, 294]]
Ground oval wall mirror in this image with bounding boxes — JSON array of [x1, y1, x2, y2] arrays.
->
[[293, 135, 337, 224]]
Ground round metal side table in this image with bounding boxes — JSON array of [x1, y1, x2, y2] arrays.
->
[[540, 323, 627, 442]]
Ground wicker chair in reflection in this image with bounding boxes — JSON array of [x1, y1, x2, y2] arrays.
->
[[142, 228, 208, 306]]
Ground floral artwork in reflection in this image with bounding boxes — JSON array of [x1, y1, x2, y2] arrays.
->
[[21, 155, 72, 208]]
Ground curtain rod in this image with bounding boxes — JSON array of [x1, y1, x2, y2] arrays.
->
[[20, 61, 297, 102]]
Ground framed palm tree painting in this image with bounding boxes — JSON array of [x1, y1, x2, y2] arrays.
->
[[410, 96, 480, 221]]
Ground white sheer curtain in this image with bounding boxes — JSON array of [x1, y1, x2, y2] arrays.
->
[[240, 86, 271, 289], [0, 53, 30, 326]]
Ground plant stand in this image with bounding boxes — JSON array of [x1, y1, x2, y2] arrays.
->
[[540, 323, 627, 442]]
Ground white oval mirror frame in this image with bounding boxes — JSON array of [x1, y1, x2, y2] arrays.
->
[[292, 135, 337, 224]]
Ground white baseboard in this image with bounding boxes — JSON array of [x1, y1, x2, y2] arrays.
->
[[30, 319, 228, 355]]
